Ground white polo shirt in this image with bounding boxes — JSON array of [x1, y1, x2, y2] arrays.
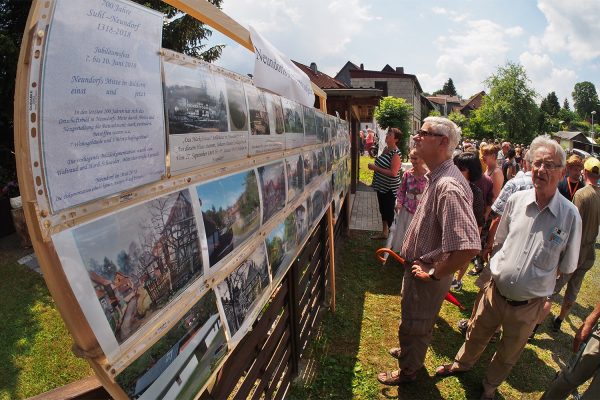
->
[[490, 188, 582, 301]]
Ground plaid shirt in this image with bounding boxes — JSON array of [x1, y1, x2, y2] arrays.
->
[[401, 159, 481, 263]]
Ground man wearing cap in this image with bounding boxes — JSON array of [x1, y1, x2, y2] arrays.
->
[[557, 154, 585, 202], [435, 135, 582, 400], [376, 117, 480, 386], [548, 157, 600, 332]]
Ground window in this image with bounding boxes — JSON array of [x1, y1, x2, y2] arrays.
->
[[374, 81, 388, 97]]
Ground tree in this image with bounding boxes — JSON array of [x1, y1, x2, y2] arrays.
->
[[563, 98, 571, 111], [572, 81, 600, 119], [540, 91, 560, 117], [474, 61, 539, 143], [373, 96, 413, 155], [442, 78, 458, 96], [131, 0, 225, 61]]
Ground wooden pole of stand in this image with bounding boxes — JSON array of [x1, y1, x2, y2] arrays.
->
[[327, 205, 335, 312]]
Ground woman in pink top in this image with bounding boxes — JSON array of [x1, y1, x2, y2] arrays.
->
[[390, 149, 428, 252], [365, 129, 375, 156]]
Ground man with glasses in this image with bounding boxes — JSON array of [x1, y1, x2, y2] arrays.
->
[[377, 117, 480, 386], [435, 135, 582, 400]]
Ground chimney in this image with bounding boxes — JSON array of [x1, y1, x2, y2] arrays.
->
[[396, 67, 404, 74], [310, 62, 318, 73], [360, 63, 364, 70]]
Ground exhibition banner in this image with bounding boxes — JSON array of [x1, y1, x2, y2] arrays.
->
[[40, 0, 166, 211], [249, 26, 314, 108]]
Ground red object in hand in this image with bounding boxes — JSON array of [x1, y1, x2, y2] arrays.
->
[[375, 248, 466, 310]]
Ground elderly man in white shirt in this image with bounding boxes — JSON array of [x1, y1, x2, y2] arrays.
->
[[434, 135, 582, 400]]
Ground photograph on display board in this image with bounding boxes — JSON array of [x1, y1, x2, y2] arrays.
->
[[265, 213, 297, 280], [246, 85, 270, 136], [333, 143, 340, 162], [257, 162, 286, 224], [310, 180, 330, 226], [326, 145, 333, 172], [267, 93, 285, 135], [247, 87, 284, 155], [285, 153, 304, 203], [60, 190, 202, 345], [196, 170, 261, 268], [314, 112, 325, 144], [164, 63, 228, 135], [164, 61, 247, 172], [225, 78, 248, 132], [116, 290, 227, 399], [281, 97, 304, 149], [303, 150, 319, 186], [316, 148, 327, 176], [303, 106, 318, 145], [216, 242, 270, 338], [294, 201, 309, 245], [305, 196, 313, 231]]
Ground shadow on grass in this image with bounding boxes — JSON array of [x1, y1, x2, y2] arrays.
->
[[289, 229, 600, 399]]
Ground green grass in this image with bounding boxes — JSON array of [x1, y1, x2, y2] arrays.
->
[[358, 155, 375, 186], [0, 251, 93, 399], [289, 231, 600, 399]]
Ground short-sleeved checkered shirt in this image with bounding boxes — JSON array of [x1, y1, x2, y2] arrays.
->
[[401, 159, 481, 263]]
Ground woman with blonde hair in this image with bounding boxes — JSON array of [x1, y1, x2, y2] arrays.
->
[[557, 154, 585, 202], [481, 143, 503, 201]]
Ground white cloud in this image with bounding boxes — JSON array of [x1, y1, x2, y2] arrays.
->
[[533, 0, 600, 62], [426, 19, 513, 96], [519, 51, 577, 103], [431, 7, 448, 15], [505, 26, 524, 38]]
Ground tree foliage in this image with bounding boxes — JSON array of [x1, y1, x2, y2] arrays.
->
[[473, 61, 539, 143], [540, 91, 560, 117], [373, 96, 412, 155], [131, 0, 224, 61], [572, 81, 600, 119], [433, 78, 458, 97]]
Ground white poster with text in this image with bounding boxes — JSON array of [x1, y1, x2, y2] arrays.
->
[[249, 25, 314, 108], [41, 0, 165, 212]]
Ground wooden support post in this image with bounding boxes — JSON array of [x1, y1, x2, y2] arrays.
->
[[327, 205, 335, 312]]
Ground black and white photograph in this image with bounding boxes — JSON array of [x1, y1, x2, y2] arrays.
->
[[248, 88, 285, 155], [164, 61, 248, 172], [294, 202, 309, 246], [164, 62, 228, 135], [258, 162, 286, 224], [116, 290, 227, 399], [217, 243, 270, 338], [265, 214, 297, 280], [267, 93, 285, 135], [225, 77, 248, 132], [246, 85, 270, 136], [303, 106, 318, 145], [285, 154, 304, 203], [196, 170, 261, 268], [281, 97, 304, 149], [64, 190, 203, 346]]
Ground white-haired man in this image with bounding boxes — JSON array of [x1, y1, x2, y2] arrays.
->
[[435, 136, 582, 400], [377, 117, 481, 386]]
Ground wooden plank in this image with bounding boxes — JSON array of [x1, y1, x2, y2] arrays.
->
[[208, 284, 288, 398], [28, 376, 104, 400], [263, 346, 292, 400], [250, 333, 291, 400], [235, 311, 290, 397]]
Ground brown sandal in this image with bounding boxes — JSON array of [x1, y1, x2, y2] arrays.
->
[[435, 364, 465, 377], [377, 369, 416, 385]]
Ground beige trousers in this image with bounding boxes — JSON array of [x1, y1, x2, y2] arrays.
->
[[397, 267, 453, 373], [541, 330, 600, 400], [453, 281, 544, 396]]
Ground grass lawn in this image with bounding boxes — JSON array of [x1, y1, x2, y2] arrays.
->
[[358, 154, 375, 186], [289, 230, 600, 399], [0, 236, 93, 399]]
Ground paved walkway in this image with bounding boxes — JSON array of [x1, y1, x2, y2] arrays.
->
[[349, 183, 380, 232]]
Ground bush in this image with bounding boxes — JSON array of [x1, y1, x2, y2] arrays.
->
[[373, 97, 412, 156]]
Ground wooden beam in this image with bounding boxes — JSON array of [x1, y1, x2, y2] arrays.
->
[[327, 205, 335, 312]]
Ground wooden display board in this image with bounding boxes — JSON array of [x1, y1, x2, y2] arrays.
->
[[14, 0, 349, 398]]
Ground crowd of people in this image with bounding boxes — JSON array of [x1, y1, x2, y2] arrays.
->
[[368, 117, 600, 399]]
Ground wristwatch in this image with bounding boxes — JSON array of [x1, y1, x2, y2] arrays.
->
[[428, 267, 440, 281]]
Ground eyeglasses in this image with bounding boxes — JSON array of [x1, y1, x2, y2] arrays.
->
[[414, 129, 445, 138], [532, 160, 561, 170]]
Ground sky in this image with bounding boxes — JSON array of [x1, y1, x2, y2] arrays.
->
[[203, 0, 600, 106]]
